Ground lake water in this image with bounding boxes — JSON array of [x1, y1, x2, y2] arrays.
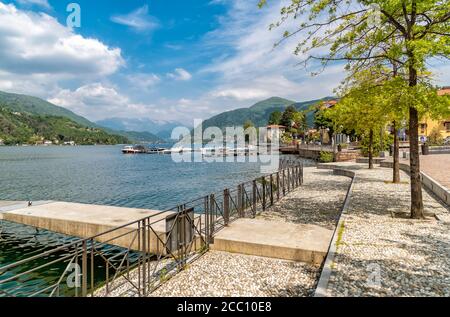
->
[[0, 145, 313, 296]]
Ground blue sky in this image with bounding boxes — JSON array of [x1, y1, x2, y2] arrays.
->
[[0, 0, 449, 124]]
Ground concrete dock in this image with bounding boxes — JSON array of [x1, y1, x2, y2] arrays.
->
[[2, 199, 335, 265], [211, 218, 333, 266], [1, 201, 174, 253]]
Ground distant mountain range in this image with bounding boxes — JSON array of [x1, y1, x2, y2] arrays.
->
[[0, 90, 335, 145], [200, 96, 335, 131], [0, 90, 162, 144], [96, 118, 184, 140]]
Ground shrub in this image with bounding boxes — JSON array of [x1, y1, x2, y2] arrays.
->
[[319, 151, 334, 163]]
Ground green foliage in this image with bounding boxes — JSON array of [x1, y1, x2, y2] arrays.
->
[[280, 132, 293, 145], [0, 107, 129, 145], [427, 127, 444, 146], [319, 151, 334, 163], [360, 131, 393, 157], [268, 110, 282, 125], [280, 105, 297, 127], [314, 106, 334, 134], [243, 120, 255, 130]]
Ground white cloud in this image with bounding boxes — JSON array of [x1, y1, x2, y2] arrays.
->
[[16, 0, 51, 9], [111, 5, 159, 32], [167, 68, 192, 81], [48, 83, 144, 121], [0, 2, 124, 97], [126, 73, 161, 90]]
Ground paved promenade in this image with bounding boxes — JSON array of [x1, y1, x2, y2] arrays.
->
[[419, 154, 450, 190], [321, 163, 450, 297]]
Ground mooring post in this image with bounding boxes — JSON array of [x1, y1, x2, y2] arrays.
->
[[224, 188, 230, 224]]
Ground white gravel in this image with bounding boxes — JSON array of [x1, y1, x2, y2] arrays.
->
[[323, 163, 450, 297], [151, 251, 320, 297]]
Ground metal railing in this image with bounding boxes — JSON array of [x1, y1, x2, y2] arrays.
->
[[0, 164, 303, 297]]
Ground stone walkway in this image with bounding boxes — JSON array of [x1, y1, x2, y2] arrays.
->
[[258, 167, 351, 230], [149, 168, 351, 297], [419, 154, 450, 190], [323, 163, 450, 297]]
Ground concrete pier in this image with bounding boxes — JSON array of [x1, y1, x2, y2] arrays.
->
[[211, 218, 333, 266], [1, 201, 174, 253]]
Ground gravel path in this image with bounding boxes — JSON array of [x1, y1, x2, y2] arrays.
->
[[258, 167, 351, 229], [324, 163, 450, 297], [151, 251, 320, 297]]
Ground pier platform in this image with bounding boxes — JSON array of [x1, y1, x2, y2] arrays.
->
[[211, 218, 333, 266], [1, 201, 174, 253]]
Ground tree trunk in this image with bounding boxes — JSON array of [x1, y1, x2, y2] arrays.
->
[[408, 63, 424, 219], [393, 121, 400, 183], [368, 129, 374, 169]]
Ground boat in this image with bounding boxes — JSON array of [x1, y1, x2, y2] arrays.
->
[[122, 145, 147, 154]]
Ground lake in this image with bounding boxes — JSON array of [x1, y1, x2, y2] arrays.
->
[[0, 145, 313, 296]]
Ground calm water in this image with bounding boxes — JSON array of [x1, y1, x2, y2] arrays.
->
[[0, 145, 313, 296]]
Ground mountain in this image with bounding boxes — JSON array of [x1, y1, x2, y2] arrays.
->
[[201, 96, 334, 130], [0, 90, 95, 128], [96, 118, 185, 140], [108, 130, 163, 143], [0, 90, 161, 144], [0, 107, 128, 145]]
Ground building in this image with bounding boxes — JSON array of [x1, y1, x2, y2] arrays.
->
[[418, 87, 450, 142], [266, 125, 286, 143]]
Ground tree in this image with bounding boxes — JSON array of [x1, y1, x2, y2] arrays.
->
[[260, 0, 450, 219], [280, 105, 297, 128], [243, 120, 255, 130], [268, 110, 282, 125], [327, 76, 390, 169]]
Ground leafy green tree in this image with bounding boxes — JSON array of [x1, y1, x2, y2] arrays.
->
[[268, 110, 282, 125], [243, 120, 255, 130], [280, 105, 297, 128], [327, 85, 390, 169], [260, 0, 450, 219]]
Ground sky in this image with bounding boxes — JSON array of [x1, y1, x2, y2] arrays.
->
[[0, 0, 449, 125]]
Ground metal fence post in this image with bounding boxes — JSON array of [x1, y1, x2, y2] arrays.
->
[[224, 188, 230, 225], [82, 240, 87, 297], [237, 184, 243, 217], [270, 174, 274, 206], [210, 194, 215, 237], [252, 180, 257, 217], [262, 177, 266, 211], [282, 170, 286, 196], [276, 172, 280, 201], [287, 168, 291, 192]]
